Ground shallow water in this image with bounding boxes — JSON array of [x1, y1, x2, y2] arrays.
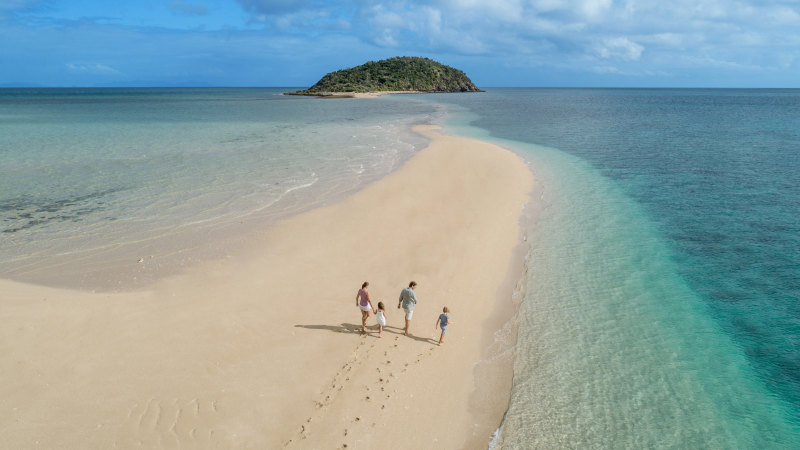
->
[[0, 88, 439, 288], [428, 89, 800, 447]]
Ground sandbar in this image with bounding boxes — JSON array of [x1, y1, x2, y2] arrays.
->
[[0, 126, 533, 449]]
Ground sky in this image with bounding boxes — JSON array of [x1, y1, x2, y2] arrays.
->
[[1, 0, 798, 87]]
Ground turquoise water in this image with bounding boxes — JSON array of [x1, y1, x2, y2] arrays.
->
[[427, 89, 800, 447], [0, 88, 439, 288], [3, 88, 798, 446]]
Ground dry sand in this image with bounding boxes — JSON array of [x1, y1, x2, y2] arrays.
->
[[0, 126, 533, 449]]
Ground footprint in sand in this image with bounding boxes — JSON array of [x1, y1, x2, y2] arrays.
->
[[122, 397, 220, 446]]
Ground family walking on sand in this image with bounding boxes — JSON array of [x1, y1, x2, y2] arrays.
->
[[356, 281, 453, 344]]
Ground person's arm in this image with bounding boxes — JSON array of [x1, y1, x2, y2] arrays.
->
[[411, 290, 418, 304], [356, 291, 360, 306], [398, 290, 403, 309]]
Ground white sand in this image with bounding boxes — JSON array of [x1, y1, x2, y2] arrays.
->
[[0, 126, 533, 449]]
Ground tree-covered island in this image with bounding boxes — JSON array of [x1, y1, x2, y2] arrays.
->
[[286, 56, 482, 96]]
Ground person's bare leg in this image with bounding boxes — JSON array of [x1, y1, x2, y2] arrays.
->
[[361, 311, 369, 332], [378, 324, 383, 337], [404, 319, 410, 336], [438, 332, 444, 345]]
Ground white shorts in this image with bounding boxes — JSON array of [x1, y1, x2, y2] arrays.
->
[[404, 308, 414, 320], [360, 304, 372, 312]]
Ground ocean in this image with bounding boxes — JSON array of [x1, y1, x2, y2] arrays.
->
[[2, 88, 798, 447]]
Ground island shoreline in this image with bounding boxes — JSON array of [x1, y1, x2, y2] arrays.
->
[[284, 89, 485, 98]]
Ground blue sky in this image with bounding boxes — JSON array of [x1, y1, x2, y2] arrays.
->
[[1, 0, 798, 87]]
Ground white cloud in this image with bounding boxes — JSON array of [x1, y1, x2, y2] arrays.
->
[[595, 37, 644, 61], [369, 6, 406, 29], [578, 0, 612, 20], [373, 28, 398, 47], [441, 0, 523, 22], [421, 6, 442, 35], [4, 0, 800, 86]]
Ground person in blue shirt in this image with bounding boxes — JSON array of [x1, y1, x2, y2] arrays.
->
[[434, 306, 453, 345], [397, 281, 418, 336]]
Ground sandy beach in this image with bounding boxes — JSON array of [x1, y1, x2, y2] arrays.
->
[[0, 126, 533, 449]]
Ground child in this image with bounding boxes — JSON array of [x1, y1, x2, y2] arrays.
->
[[434, 306, 453, 345], [376, 302, 387, 337]]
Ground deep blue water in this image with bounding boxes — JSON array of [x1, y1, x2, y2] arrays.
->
[[426, 88, 800, 447]]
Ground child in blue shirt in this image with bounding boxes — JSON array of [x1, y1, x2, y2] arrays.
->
[[434, 306, 453, 345]]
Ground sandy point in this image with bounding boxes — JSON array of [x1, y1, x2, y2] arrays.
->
[[0, 125, 534, 449]]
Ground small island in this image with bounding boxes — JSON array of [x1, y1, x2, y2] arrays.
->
[[286, 56, 483, 97]]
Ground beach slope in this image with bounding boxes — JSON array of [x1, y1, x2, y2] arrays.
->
[[0, 126, 533, 449]]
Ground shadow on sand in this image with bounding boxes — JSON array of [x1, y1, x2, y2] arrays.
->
[[294, 323, 364, 334], [295, 323, 438, 344]]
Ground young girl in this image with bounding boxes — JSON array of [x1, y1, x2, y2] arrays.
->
[[376, 302, 387, 337], [434, 306, 453, 345]]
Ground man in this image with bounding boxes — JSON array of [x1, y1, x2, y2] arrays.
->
[[397, 281, 418, 336]]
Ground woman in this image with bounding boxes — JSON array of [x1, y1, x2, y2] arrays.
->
[[356, 281, 376, 333]]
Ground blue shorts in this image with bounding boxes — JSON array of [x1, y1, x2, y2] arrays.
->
[[440, 325, 447, 334]]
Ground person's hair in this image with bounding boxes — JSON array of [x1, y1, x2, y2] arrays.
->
[[362, 281, 369, 288], [443, 306, 449, 313], [409, 281, 417, 288], [378, 302, 385, 310]]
